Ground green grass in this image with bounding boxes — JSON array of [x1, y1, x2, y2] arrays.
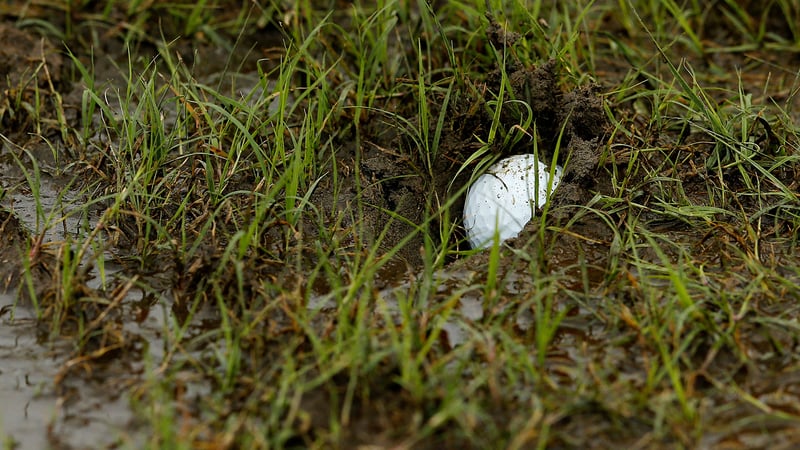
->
[[2, 0, 800, 448]]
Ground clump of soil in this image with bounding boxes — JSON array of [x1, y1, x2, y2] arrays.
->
[[489, 58, 607, 207]]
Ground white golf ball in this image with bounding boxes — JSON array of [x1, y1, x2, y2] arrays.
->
[[463, 154, 562, 249]]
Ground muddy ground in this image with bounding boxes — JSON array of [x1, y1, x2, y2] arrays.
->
[[2, 2, 800, 449]]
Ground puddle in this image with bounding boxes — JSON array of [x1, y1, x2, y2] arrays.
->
[[0, 288, 141, 449], [0, 282, 203, 448], [0, 297, 60, 449]]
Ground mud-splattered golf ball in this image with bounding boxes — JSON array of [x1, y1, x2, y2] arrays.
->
[[463, 154, 562, 249]]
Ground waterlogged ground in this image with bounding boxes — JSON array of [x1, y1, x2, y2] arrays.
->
[[2, 1, 800, 448]]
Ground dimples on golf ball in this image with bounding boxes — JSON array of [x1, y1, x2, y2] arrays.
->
[[463, 154, 562, 249]]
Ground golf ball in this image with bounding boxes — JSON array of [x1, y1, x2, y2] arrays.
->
[[463, 154, 562, 249]]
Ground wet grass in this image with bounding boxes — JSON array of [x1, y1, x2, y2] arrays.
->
[[2, 0, 800, 448]]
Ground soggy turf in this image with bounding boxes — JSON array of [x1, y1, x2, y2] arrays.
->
[[1, 1, 800, 448]]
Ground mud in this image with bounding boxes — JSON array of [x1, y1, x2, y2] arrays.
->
[[0, 11, 673, 449], [0, 310, 64, 450], [0, 10, 306, 444], [1, 3, 800, 449]]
